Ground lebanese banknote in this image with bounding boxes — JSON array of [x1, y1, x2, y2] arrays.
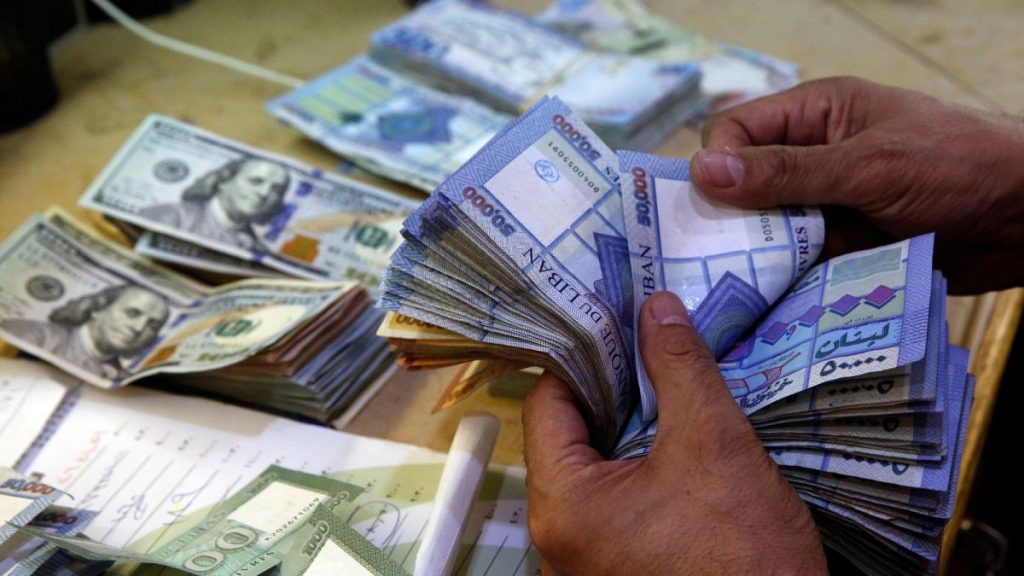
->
[[269, 56, 513, 193], [0, 209, 356, 389], [618, 151, 824, 418], [538, 0, 801, 122], [79, 115, 419, 297], [369, 0, 702, 149], [382, 96, 635, 453], [0, 507, 102, 576], [0, 469, 63, 547], [722, 234, 934, 413]]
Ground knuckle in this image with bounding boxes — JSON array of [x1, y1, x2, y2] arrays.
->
[[853, 140, 910, 208], [757, 146, 801, 197]]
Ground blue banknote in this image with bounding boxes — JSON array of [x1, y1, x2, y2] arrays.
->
[[617, 150, 824, 419], [268, 56, 512, 192], [723, 234, 934, 414]]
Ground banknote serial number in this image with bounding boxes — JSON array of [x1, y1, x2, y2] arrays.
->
[[758, 211, 775, 242], [545, 140, 603, 196]]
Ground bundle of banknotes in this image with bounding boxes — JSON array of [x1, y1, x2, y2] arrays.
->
[[269, 0, 715, 192], [368, 0, 703, 150], [377, 96, 971, 575], [0, 210, 395, 424], [538, 0, 801, 122]]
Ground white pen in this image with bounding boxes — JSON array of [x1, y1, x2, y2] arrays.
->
[[414, 412, 501, 576]]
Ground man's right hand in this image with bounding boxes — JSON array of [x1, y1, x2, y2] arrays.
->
[[691, 76, 1024, 294]]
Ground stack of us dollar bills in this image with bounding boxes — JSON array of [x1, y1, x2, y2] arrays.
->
[[377, 96, 971, 576], [0, 209, 395, 425], [268, 0, 711, 192]]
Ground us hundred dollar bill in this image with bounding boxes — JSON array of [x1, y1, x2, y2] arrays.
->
[[80, 115, 420, 297], [0, 209, 357, 389]]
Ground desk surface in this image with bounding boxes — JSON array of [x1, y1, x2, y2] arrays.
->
[[1, 0, 1021, 569]]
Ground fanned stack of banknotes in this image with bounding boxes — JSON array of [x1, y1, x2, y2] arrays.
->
[[377, 96, 972, 576], [267, 0, 798, 192]]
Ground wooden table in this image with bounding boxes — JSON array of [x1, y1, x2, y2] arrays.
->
[[1, 0, 1020, 570]]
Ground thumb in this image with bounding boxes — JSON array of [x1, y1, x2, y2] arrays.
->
[[691, 144, 861, 210], [639, 292, 754, 459]]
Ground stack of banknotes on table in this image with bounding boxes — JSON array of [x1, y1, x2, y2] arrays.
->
[[0, 209, 395, 425], [368, 0, 703, 151], [378, 97, 972, 575], [538, 0, 801, 122], [269, 0, 711, 192]]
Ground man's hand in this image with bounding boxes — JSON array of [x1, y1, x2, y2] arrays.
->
[[522, 292, 827, 575], [691, 76, 1024, 294]]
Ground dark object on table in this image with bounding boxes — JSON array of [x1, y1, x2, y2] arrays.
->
[[0, 1, 58, 133]]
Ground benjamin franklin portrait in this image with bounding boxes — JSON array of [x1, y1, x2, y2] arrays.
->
[[140, 157, 290, 250], [0, 285, 170, 380]]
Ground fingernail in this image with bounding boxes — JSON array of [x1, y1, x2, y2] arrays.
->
[[695, 149, 744, 188], [649, 292, 691, 326]]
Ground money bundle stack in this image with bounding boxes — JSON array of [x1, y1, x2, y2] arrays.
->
[[378, 97, 971, 575], [368, 0, 703, 151], [0, 210, 394, 424], [538, 0, 801, 122], [80, 114, 419, 289]]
